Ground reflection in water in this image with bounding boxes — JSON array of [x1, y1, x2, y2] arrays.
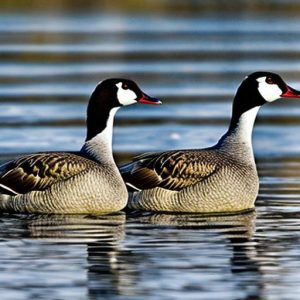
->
[[230, 241, 263, 300], [0, 213, 140, 298], [25, 213, 135, 298], [125, 211, 261, 300], [87, 210, 259, 299], [0, 213, 127, 298], [0, 213, 125, 244], [0, 211, 261, 299], [131, 210, 256, 238]]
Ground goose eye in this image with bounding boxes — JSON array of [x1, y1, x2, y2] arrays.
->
[[122, 83, 129, 90], [266, 77, 274, 84]]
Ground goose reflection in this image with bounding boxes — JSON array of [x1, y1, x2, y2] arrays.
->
[[0, 212, 130, 297], [0, 209, 286, 299], [127, 210, 265, 300], [128, 210, 256, 240], [24, 210, 261, 299], [24, 213, 126, 243]]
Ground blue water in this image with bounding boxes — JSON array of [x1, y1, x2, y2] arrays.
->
[[1, 1, 300, 299]]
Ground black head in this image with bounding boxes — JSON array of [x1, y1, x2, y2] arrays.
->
[[91, 78, 162, 108], [231, 71, 300, 120], [86, 78, 161, 141]]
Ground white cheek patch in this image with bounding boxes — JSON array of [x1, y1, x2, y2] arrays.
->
[[116, 82, 137, 106], [257, 76, 282, 102]]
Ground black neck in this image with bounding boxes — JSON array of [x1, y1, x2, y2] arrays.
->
[[227, 80, 265, 134], [216, 82, 264, 149], [227, 102, 244, 133], [85, 91, 113, 141]]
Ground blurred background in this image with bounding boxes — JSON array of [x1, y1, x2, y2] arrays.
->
[[1, 1, 300, 300], [1, 0, 300, 161]]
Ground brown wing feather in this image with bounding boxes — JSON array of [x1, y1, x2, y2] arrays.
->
[[122, 150, 218, 191], [0, 152, 91, 195]]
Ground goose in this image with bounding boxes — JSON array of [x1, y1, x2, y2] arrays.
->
[[0, 78, 161, 214], [121, 72, 300, 213]]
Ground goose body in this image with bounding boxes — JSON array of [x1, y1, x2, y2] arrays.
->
[[121, 72, 300, 213], [0, 78, 161, 214]]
